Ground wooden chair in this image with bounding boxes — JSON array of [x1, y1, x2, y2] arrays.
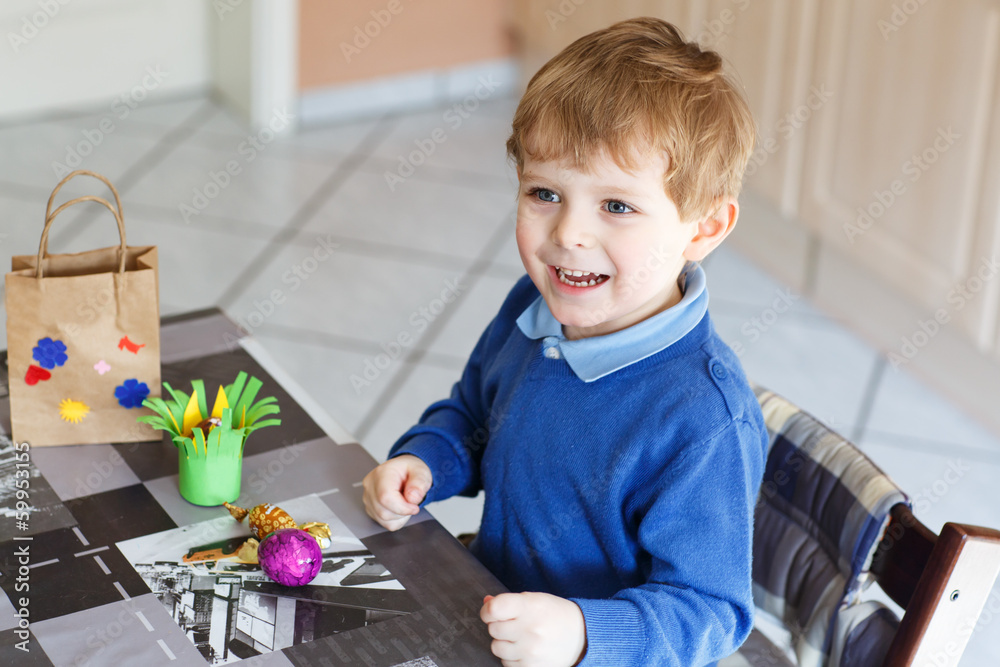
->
[[873, 503, 1000, 665], [721, 387, 1000, 667]]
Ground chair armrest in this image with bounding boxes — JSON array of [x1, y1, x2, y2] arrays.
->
[[875, 506, 1000, 667]]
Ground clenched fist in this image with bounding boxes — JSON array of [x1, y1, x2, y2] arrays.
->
[[362, 454, 433, 531], [481, 592, 588, 666]]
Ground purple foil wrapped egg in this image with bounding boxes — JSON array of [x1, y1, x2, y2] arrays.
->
[[257, 528, 323, 586]]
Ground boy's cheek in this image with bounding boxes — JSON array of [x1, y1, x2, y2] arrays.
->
[[514, 226, 538, 264]]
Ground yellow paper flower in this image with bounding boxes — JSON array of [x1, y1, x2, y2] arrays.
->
[[181, 385, 230, 437], [137, 372, 281, 461], [59, 399, 90, 424]]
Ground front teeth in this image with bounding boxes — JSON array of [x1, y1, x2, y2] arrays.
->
[[556, 267, 603, 287]]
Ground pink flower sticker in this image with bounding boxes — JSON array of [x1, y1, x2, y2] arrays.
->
[[94, 360, 111, 375]]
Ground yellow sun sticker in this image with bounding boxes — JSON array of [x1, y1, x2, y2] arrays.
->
[[59, 399, 91, 424]]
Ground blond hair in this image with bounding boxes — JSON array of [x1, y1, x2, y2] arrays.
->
[[507, 17, 756, 222]]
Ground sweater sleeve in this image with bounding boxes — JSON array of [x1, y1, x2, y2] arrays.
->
[[572, 417, 765, 667], [387, 367, 489, 504], [387, 277, 537, 503]]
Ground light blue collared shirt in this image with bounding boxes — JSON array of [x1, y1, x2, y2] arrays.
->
[[514, 262, 709, 382]]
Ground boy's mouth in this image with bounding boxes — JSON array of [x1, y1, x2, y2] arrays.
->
[[554, 266, 609, 287]]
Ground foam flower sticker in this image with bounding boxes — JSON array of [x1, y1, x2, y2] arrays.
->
[[33, 337, 68, 370], [115, 379, 150, 408], [59, 399, 90, 424]]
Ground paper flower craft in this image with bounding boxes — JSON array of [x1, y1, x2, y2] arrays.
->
[[115, 379, 150, 408], [33, 337, 67, 369], [136, 372, 280, 506]]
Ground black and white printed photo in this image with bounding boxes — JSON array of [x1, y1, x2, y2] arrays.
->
[[117, 494, 419, 664]]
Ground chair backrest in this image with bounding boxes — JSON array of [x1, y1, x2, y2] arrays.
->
[[752, 386, 1000, 667], [872, 502, 1000, 665], [752, 387, 907, 666]]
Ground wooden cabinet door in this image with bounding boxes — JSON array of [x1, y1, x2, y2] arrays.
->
[[510, 0, 704, 79], [800, 0, 1000, 350], [700, 1, 820, 221]]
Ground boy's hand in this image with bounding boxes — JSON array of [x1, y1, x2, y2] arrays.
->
[[480, 592, 587, 667], [361, 454, 433, 531]]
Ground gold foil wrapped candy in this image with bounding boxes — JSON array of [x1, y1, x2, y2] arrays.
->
[[225, 501, 296, 539], [223, 501, 333, 561]]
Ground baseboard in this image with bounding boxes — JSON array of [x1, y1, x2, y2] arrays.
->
[[732, 187, 1000, 441], [298, 58, 519, 127]]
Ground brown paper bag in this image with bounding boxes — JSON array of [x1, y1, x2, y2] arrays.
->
[[5, 170, 161, 446]]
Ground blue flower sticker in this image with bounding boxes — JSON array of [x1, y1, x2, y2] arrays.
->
[[115, 379, 150, 409], [33, 337, 68, 370]]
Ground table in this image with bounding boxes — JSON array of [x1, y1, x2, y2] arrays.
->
[[0, 309, 505, 666]]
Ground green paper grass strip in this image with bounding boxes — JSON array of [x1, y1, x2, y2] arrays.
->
[[137, 371, 281, 461]]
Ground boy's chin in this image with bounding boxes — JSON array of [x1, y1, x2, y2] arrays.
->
[[547, 305, 615, 336]]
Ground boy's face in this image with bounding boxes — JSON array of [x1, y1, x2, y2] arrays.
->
[[515, 151, 711, 340]]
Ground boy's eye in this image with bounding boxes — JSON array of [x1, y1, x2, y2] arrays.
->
[[532, 188, 560, 203], [606, 200, 633, 214]]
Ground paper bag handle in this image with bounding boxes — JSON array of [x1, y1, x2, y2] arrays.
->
[[45, 169, 124, 225], [37, 196, 128, 278], [36, 170, 127, 279]]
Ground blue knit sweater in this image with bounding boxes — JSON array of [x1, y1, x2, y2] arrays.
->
[[390, 275, 767, 666]]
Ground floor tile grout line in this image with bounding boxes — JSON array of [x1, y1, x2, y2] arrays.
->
[[112, 197, 493, 272], [0, 180, 57, 202], [214, 115, 399, 310], [48, 102, 222, 250], [3, 167, 514, 261], [850, 354, 888, 444], [283, 234, 484, 270], [351, 208, 517, 442], [709, 297, 842, 323], [863, 427, 1000, 463], [114, 200, 281, 240], [254, 321, 470, 368], [356, 156, 519, 192], [0, 91, 211, 131], [263, 339, 468, 373], [803, 230, 822, 298]]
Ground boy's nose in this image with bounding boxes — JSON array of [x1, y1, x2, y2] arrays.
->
[[551, 212, 593, 249]]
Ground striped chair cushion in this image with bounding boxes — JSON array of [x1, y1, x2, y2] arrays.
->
[[742, 387, 907, 666], [721, 601, 899, 667], [720, 628, 797, 667]]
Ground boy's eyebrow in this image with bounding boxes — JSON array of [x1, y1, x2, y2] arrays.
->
[[520, 172, 650, 199], [600, 185, 648, 199], [519, 171, 547, 183]]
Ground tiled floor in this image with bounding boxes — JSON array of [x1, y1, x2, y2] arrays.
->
[[2, 94, 998, 664]]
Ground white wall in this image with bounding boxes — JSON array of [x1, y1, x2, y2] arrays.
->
[[212, 0, 298, 131], [0, 0, 210, 121]]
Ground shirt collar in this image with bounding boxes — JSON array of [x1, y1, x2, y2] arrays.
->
[[515, 262, 709, 382]]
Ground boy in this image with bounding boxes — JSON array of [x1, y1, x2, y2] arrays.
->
[[363, 17, 766, 667]]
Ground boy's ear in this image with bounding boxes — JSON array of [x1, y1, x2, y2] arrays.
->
[[683, 197, 739, 262]]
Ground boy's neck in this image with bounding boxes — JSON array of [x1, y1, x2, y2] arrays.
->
[[561, 279, 686, 341]]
